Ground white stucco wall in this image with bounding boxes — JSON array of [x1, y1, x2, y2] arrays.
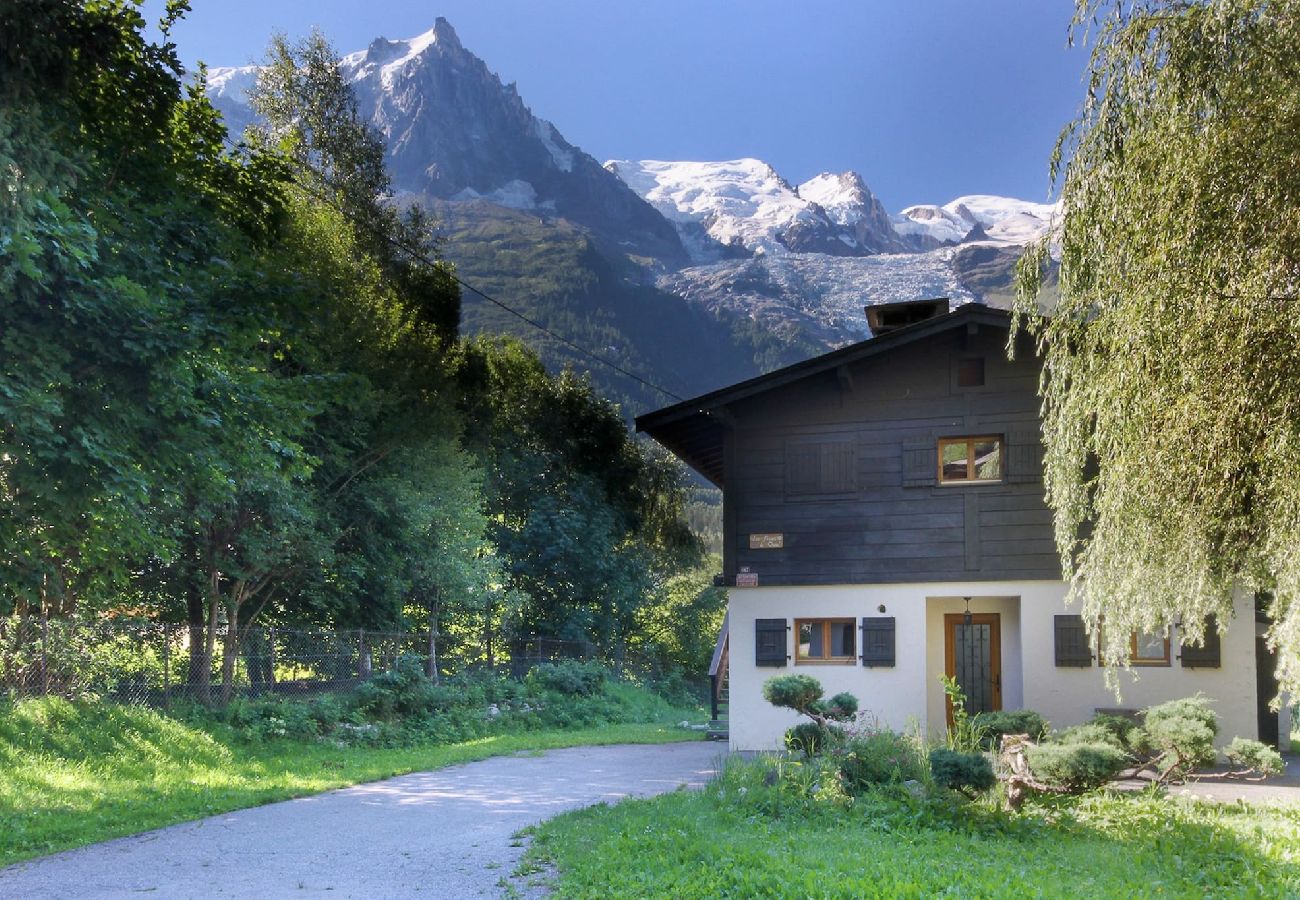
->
[[727, 581, 1261, 752]]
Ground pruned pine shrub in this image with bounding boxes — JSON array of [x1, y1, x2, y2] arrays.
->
[[762, 674, 826, 716], [973, 709, 1048, 748], [1143, 695, 1218, 780], [928, 748, 995, 797], [817, 691, 859, 721], [1053, 722, 1127, 751], [1224, 738, 1285, 776], [1027, 741, 1128, 792]]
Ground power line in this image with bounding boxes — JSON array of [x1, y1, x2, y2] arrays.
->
[[222, 136, 685, 404]]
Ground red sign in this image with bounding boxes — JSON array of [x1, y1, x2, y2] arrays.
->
[[735, 572, 759, 587]]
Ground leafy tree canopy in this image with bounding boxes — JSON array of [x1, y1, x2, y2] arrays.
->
[[1016, 0, 1300, 695]]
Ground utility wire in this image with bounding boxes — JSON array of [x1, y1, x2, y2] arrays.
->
[[222, 135, 686, 404]]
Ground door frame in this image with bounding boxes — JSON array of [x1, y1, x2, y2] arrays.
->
[[943, 612, 1003, 725]]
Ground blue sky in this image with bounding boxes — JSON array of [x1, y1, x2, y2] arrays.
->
[[147, 1, 1086, 211]]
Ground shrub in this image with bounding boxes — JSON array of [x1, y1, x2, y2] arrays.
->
[[1027, 741, 1128, 792], [1089, 713, 1142, 747], [1224, 737, 1285, 776], [1143, 695, 1218, 779], [352, 655, 441, 720], [928, 748, 995, 796], [1053, 723, 1126, 750], [526, 660, 608, 697], [973, 709, 1048, 747], [786, 721, 833, 757], [939, 676, 988, 752], [836, 730, 927, 791], [762, 674, 826, 715], [817, 692, 859, 721]]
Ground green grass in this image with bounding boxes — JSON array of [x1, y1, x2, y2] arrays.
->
[[522, 757, 1300, 898], [0, 697, 700, 866]]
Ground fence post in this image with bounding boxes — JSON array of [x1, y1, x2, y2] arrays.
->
[[162, 623, 171, 702], [269, 627, 277, 688], [358, 629, 370, 680], [40, 608, 49, 697]]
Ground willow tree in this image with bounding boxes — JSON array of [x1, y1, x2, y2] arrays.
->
[[1016, 0, 1300, 696]]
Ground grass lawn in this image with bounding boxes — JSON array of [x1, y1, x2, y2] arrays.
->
[[522, 758, 1300, 897], [0, 698, 700, 867]]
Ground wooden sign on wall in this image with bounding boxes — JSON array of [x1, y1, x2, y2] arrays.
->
[[749, 533, 784, 550]]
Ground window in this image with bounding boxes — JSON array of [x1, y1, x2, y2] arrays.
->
[[957, 357, 985, 387], [938, 436, 1003, 483], [1131, 628, 1171, 666], [796, 618, 855, 663]]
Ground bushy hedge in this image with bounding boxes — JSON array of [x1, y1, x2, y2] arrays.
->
[[1027, 741, 1128, 791], [1143, 695, 1218, 779], [1224, 737, 1285, 776], [928, 749, 995, 795]]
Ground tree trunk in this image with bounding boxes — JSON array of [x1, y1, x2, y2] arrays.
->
[[186, 550, 208, 702], [200, 567, 220, 706], [426, 589, 440, 683]]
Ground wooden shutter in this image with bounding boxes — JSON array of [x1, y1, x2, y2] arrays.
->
[[860, 617, 895, 667], [755, 618, 788, 667], [820, 441, 856, 493], [1054, 615, 1093, 667], [1007, 429, 1045, 483], [787, 440, 856, 495], [785, 444, 820, 494], [902, 441, 936, 487], [1179, 615, 1222, 668]]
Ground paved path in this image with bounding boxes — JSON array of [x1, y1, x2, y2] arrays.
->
[[1177, 753, 1300, 805], [0, 741, 725, 899]]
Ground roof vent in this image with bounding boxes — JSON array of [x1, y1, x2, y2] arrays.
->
[[864, 297, 951, 336]]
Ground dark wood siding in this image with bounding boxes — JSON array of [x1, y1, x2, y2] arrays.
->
[[723, 324, 1060, 586]]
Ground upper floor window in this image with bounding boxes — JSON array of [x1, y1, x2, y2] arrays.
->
[[938, 436, 1003, 483]]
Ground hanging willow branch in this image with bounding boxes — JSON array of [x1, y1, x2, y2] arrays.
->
[[1013, 0, 1300, 697]]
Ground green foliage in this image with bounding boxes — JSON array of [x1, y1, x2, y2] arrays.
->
[[1027, 742, 1129, 793], [784, 721, 833, 757], [837, 730, 928, 791], [928, 748, 996, 796], [1053, 723, 1127, 750], [1144, 695, 1219, 779], [1224, 737, 1285, 776], [0, 5, 704, 688], [818, 692, 860, 720], [525, 660, 608, 697], [1013, 0, 1300, 695], [762, 674, 825, 715], [972, 709, 1048, 747], [940, 675, 989, 752]]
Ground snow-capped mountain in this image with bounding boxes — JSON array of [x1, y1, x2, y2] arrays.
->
[[604, 158, 927, 263], [896, 195, 1059, 247], [208, 18, 684, 261]]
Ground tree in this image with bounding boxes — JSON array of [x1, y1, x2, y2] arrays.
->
[[1015, 0, 1300, 695]]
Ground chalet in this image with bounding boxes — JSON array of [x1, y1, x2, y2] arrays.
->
[[638, 300, 1282, 752]]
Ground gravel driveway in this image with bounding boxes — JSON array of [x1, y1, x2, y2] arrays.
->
[[0, 741, 724, 899]]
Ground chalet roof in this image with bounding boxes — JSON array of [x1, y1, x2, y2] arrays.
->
[[635, 303, 1016, 488]]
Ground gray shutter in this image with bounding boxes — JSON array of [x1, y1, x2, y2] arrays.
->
[[821, 441, 857, 493], [755, 618, 788, 667], [902, 441, 936, 487], [860, 617, 895, 667], [1007, 429, 1045, 483], [1179, 615, 1221, 668], [1054, 615, 1093, 667]]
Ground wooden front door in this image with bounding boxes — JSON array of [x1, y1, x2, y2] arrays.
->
[[945, 613, 1002, 722]]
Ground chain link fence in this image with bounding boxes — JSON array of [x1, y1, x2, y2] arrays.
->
[[0, 615, 667, 707]]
